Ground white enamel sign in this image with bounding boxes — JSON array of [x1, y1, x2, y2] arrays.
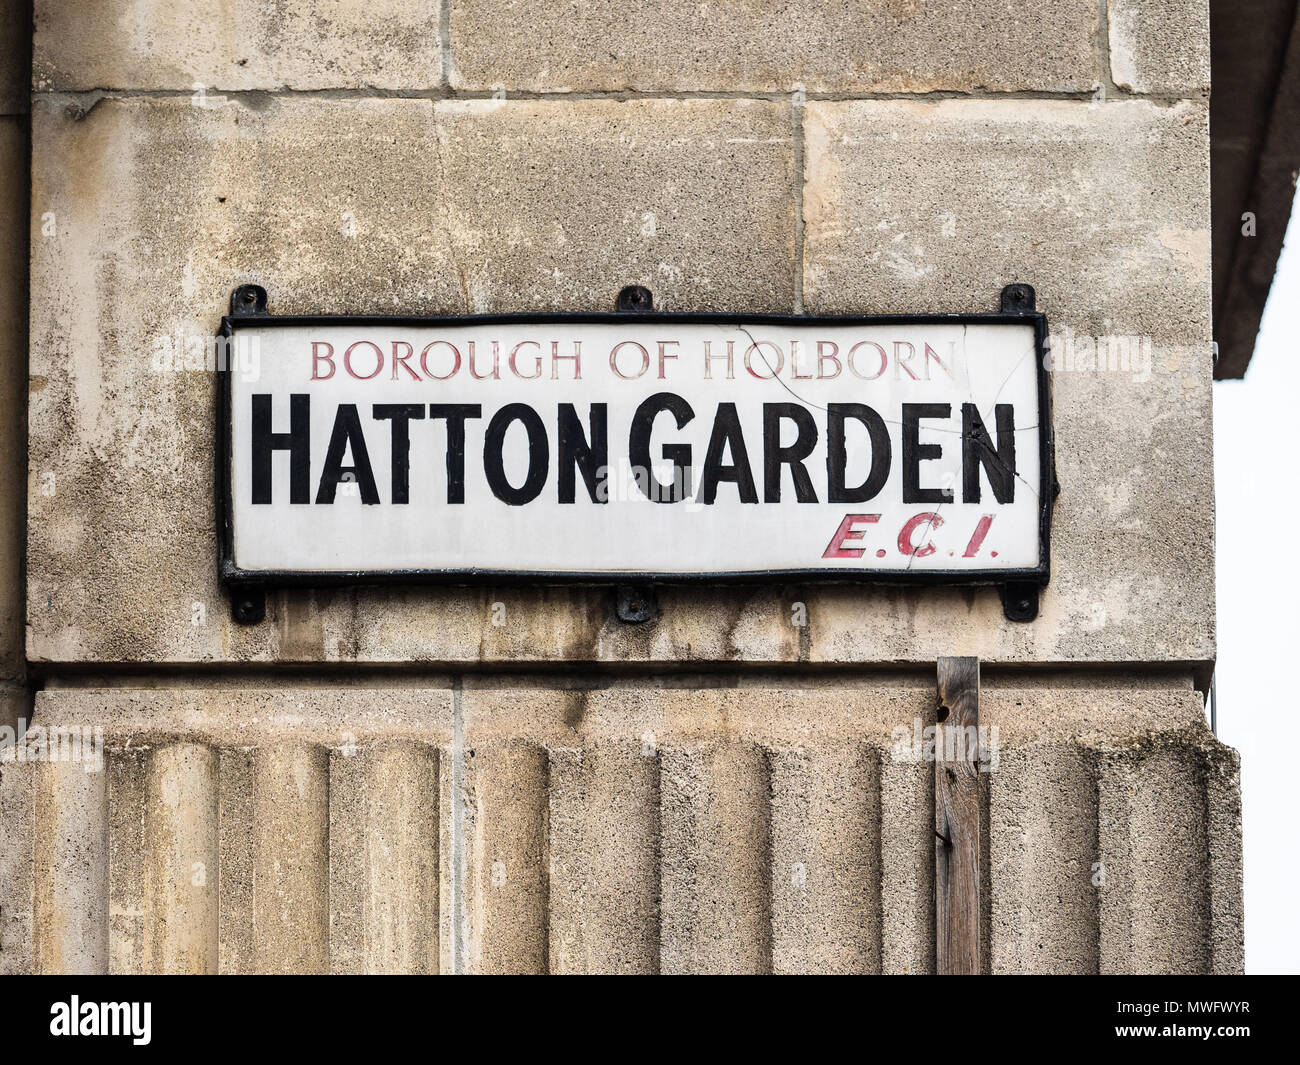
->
[[221, 312, 1050, 582]]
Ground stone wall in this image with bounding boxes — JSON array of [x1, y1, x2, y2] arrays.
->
[[0, 0, 30, 746], [0, 1, 1241, 973]]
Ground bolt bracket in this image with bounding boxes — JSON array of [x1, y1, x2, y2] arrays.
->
[[1000, 283, 1036, 314], [616, 584, 656, 624], [616, 285, 654, 313], [1000, 582, 1039, 623], [230, 284, 268, 317], [231, 587, 266, 625]]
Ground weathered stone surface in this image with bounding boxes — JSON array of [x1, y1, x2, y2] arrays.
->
[[249, 743, 331, 973], [1, 0, 1244, 985], [328, 741, 441, 974], [0, 684, 1239, 974], [31, 757, 108, 972], [27, 95, 795, 665], [0, 118, 24, 682], [139, 744, 220, 973], [28, 95, 450, 665], [1096, 739, 1216, 973], [25, 102, 1214, 669], [804, 99, 1213, 666], [0, 685, 27, 737], [990, 743, 1100, 973], [547, 743, 660, 973], [33, 0, 440, 92], [3, 688, 452, 973], [448, 0, 1099, 93], [435, 99, 796, 312], [1109, 0, 1211, 94], [0, 0, 28, 113], [458, 683, 933, 974], [805, 99, 1210, 336], [0, 693, 34, 974], [1202, 742, 1244, 974]]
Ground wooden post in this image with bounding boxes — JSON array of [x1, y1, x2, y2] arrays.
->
[[935, 656, 981, 974]]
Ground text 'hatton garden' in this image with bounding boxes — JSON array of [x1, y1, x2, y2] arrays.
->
[[248, 333, 1019, 511]]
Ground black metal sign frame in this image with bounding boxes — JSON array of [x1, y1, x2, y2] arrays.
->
[[217, 284, 1055, 623]]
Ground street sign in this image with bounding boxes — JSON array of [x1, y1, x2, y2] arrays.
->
[[218, 286, 1053, 618]]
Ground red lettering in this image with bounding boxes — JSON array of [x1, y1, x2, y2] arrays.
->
[[420, 341, 461, 381], [924, 342, 951, 379], [745, 341, 783, 380], [893, 341, 918, 381], [791, 339, 812, 380], [311, 341, 336, 380], [847, 341, 886, 380], [610, 341, 650, 380], [509, 341, 542, 380], [391, 340, 420, 381], [344, 340, 382, 380], [962, 515, 994, 558], [468, 340, 500, 380], [551, 340, 582, 380], [657, 340, 680, 379], [898, 512, 943, 557], [816, 340, 842, 380], [822, 513, 881, 559], [703, 339, 735, 380]]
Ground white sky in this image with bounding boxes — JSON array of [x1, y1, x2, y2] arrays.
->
[[1213, 187, 1300, 974]]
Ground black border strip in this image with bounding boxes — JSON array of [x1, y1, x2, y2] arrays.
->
[[216, 301, 1055, 592]]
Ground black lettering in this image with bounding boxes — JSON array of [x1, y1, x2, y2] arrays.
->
[[484, 403, 549, 505], [629, 392, 694, 503], [962, 402, 1016, 504], [372, 404, 425, 504], [558, 403, 608, 504], [700, 402, 758, 504], [316, 404, 380, 504], [428, 404, 483, 504], [763, 403, 819, 503], [251, 393, 310, 504], [902, 403, 952, 504], [827, 403, 891, 503]]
